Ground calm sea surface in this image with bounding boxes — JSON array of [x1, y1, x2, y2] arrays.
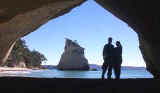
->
[[0, 68, 153, 78]]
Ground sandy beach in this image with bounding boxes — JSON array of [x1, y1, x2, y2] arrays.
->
[[0, 67, 36, 72]]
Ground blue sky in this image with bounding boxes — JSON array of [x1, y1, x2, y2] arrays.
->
[[23, 0, 145, 67]]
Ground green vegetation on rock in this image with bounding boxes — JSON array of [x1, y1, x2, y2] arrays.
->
[[5, 39, 47, 68]]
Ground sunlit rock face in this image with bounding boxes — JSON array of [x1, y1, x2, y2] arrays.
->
[[0, 0, 86, 66], [57, 39, 89, 70], [96, 0, 160, 78]]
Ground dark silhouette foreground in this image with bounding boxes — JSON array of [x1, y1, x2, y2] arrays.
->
[[102, 37, 123, 79], [0, 77, 159, 93], [114, 41, 122, 79], [102, 37, 114, 79]]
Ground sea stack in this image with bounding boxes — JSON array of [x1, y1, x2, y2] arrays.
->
[[57, 38, 89, 70]]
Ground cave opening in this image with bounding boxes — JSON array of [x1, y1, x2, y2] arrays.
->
[[1, 0, 153, 78], [23, 0, 145, 67]]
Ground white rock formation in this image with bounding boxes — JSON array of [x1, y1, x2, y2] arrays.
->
[[57, 38, 89, 70]]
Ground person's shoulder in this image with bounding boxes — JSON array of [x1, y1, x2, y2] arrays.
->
[[104, 44, 108, 47], [120, 45, 122, 48], [120, 46, 122, 50], [111, 44, 114, 48]]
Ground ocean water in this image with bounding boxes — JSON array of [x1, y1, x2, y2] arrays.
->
[[0, 68, 153, 78]]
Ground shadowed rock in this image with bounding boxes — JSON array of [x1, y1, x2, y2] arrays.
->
[[95, 0, 160, 78], [57, 38, 89, 70], [0, 77, 160, 93]]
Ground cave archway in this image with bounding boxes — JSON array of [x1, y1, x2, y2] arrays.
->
[[23, 0, 145, 68], [0, 0, 159, 78]]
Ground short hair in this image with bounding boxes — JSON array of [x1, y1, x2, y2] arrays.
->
[[116, 41, 120, 44], [108, 37, 112, 41]]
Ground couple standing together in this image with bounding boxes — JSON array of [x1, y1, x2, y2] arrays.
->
[[102, 37, 122, 80]]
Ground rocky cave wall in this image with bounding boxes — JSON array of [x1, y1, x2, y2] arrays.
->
[[0, 0, 160, 78], [95, 0, 160, 78], [0, 0, 86, 66]]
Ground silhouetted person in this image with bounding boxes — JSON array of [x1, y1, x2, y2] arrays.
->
[[113, 41, 122, 79], [102, 37, 114, 79]]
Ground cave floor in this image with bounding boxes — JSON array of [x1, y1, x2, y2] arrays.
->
[[0, 77, 159, 93]]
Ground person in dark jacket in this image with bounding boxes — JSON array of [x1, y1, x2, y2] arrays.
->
[[101, 37, 114, 79], [113, 41, 122, 79]]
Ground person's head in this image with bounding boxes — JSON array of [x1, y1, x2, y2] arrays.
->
[[108, 37, 112, 43], [116, 41, 121, 46]]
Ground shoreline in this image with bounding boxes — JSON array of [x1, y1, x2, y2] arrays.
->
[[0, 67, 40, 72]]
